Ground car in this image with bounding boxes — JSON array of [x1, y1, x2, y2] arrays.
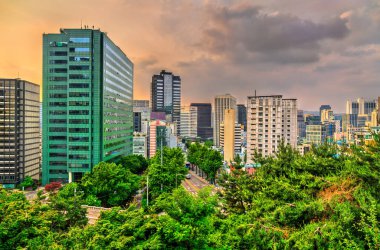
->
[[186, 174, 191, 179]]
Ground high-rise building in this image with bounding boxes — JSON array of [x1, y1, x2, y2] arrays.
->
[[133, 100, 150, 133], [321, 109, 334, 123], [148, 120, 177, 157], [151, 70, 181, 132], [297, 110, 306, 141], [190, 103, 213, 140], [0, 79, 40, 187], [133, 132, 147, 158], [220, 109, 242, 162], [346, 98, 377, 129], [306, 124, 327, 145], [214, 94, 237, 147], [42, 28, 133, 184], [237, 104, 247, 131], [180, 106, 197, 138], [319, 105, 331, 119], [246, 95, 297, 161]]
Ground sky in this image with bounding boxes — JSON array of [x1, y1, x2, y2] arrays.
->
[[0, 0, 379, 112]]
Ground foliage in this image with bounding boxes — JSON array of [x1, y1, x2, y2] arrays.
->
[[20, 176, 36, 190], [118, 154, 149, 174], [45, 181, 62, 192], [81, 162, 141, 207], [188, 142, 223, 183], [146, 147, 187, 200]]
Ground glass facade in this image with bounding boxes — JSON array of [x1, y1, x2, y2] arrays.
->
[[42, 29, 133, 185], [0, 79, 40, 185]]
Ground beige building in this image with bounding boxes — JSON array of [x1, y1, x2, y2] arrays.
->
[[180, 106, 197, 138], [219, 109, 242, 162], [246, 95, 297, 162], [321, 109, 334, 123], [214, 94, 237, 147]]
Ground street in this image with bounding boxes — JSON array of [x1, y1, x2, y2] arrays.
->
[[182, 170, 212, 194]]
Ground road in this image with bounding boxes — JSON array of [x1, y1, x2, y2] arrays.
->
[[182, 170, 212, 194]]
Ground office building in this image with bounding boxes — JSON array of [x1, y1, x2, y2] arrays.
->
[[220, 109, 242, 162], [42, 28, 133, 185], [246, 95, 297, 161], [133, 100, 150, 133], [319, 105, 331, 119], [214, 94, 237, 147], [180, 106, 197, 138], [0, 79, 40, 187], [306, 124, 327, 145], [237, 104, 247, 131], [297, 110, 306, 140], [190, 103, 213, 140], [148, 120, 177, 157], [346, 98, 377, 128], [151, 70, 181, 132], [133, 132, 147, 158], [321, 109, 334, 123]]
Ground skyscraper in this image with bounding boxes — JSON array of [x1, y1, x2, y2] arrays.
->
[[214, 94, 237, 147], [246, 95, 297, 161], [237, 104, 247, 131], [190, 103, 213, 140], [0, 79, 40, 187], [180, 106, 197, 138], [319, 105, 331, 119], [151, 70, 181, 132], [42, 28, 133, 185], [345, 98, 377, 129], [220, 109, 242, 162]]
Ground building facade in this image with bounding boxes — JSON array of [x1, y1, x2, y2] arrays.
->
[[246, 95, 297, 161], [220, 109, 242, 162], [42, 28, 133, 184], [133, 132, 147, 158], [237, 104, 247, 132], [180, 106, 197, 138], [0, 79, 40, 187], [190, 103, 213, 140], [151, 70, 181, 132], [306, 124, 327, 145], [214, 94, 237, 147]]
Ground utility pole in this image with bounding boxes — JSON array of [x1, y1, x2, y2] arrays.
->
[[146, 175, 149, 207]]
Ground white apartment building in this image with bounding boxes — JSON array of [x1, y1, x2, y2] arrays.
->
[[246, 95, 297, 162], [214, 94, 237, 147], [180, 106, 198, 138], [133, 132, 148, 158]]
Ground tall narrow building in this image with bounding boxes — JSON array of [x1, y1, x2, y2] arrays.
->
[[190, 103, 213, 140], [214, 94, 237, 147], [0, 79, 40, 187], [151, 70, 181, 132], [42, 28, 133, 185], [220, 109, 242, 162], [180, 106, 197, 139], [237, 104, 247, 131], [246, 95, 297, 161]]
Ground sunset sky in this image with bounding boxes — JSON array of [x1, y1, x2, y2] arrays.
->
[[0, 0, 379, 112]]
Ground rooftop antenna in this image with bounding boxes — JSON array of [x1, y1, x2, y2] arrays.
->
[[255, 89, 257, 97], [81, 20, 82, 29]]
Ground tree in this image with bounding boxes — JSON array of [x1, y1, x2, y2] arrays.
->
[[199, 148, 223, 184], [119, 154, 149, 174], [81, 162, 141, 207], [146, 147, 187, 201], [20, 176, 36, 190]]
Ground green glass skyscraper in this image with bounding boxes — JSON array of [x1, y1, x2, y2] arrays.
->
[[42, 28, 133, 185]]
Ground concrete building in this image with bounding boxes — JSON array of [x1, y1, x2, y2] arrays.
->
[[180, 106, 197, 139], [42, 28, 133, 184], [151, 70, 181, 132], [306, 124, 327, 145], [246, 95, 297, 161], [133, 132, 147, 158], [220, 109, 236, 162], [346, 98, 377, 129], [214, 94, 236, 147], [190, 103, 213, 140], [321, 109, 334, 123], [319, 105, 331, 120], [148, 120, 178, 158], [133, 100, 150, 133], [0, 79, 40, 187], [297, 110, 306, 141]]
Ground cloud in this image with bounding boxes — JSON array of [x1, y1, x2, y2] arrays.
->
[[201, 3, 350, 64]]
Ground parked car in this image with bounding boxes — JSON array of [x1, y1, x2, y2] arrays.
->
[[186, 174, 191, 179]]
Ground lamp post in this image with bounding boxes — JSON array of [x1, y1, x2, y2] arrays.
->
[[146, 175, 149, 207]]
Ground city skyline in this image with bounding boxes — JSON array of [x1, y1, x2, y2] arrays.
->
[[0, 0, 379, 112]]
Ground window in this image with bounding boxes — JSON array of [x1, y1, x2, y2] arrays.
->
[[69, 101, 89, 106], [69, 128, 89, 133], [50, 51, 67, 56], [49, 68, 67, 73], [69, 47, 90, 52], [69, 83, 89, 88], [49, 41, 68, 47], [69, 92, 89, 98], [69, 56, 90, 62], [49, 93, 67, 98], [69, 110, 89, 115], [69, 38, 90, 43], [49, 60, 67, 64], [69, 74, 90, 80], [49, 127, 67, 132], [69, 137, 89, 142], [69, 65, 90, 70], [69, 119, 89, 124], [69, 145, 89, 151], [49, 76, 67, 82]]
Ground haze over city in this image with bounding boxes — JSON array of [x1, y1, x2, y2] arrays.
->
[[0, 0, 379, 111]]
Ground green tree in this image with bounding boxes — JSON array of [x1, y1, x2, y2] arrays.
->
[[81, 162, 141, 207], [119, 154, 149, 174], [146, 147, 187, 201], [20, 176, 35, 190], [199, 148, 223, 184]]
